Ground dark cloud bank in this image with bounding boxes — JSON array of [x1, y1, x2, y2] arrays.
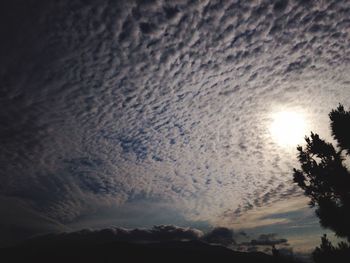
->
[[1, 0, 349, 253]]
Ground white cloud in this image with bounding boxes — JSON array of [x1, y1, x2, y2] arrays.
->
[[1, 0, 350, 237]]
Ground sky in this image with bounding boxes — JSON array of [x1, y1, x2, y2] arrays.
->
[[1, 0, 350, 253]]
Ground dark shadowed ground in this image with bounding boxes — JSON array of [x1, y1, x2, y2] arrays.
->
[[2, 240, 295, 263], [1, 232, 300, 263]]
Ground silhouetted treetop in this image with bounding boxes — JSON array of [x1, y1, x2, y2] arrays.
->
[[312, 234, 350, 263], [293, 104, 350, 241]]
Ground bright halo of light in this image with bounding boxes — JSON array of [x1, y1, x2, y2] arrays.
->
[[270, 111, 307, 147]]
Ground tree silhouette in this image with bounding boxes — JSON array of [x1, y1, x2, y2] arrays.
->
[[293, 104, 350, 241], [312, 234, 350, 263]]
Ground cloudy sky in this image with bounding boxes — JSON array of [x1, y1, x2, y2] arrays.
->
[[1, 0, 350, 252]]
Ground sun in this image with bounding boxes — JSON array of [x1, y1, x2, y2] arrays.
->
[[270, 111, 307, 147]]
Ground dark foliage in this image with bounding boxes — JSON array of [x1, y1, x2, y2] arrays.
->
[[329, 105, 350, 155], [293, 104, 350, 241], [293, 104, 350, 262], [312, 234, 350, 263]]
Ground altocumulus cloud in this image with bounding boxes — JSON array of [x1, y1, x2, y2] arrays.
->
[[1, 0, 350, 244]]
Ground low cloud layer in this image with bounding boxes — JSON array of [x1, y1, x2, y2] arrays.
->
[[19, 224, 285, 252], [23, 225, 237, 246], [1, 0, 350, 247], [39, 225, 204, 245], [237, 232, 290, 255], [250, 233, 288, 246]]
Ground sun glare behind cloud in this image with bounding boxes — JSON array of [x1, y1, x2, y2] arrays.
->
[[270, 111, 307, 147]]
